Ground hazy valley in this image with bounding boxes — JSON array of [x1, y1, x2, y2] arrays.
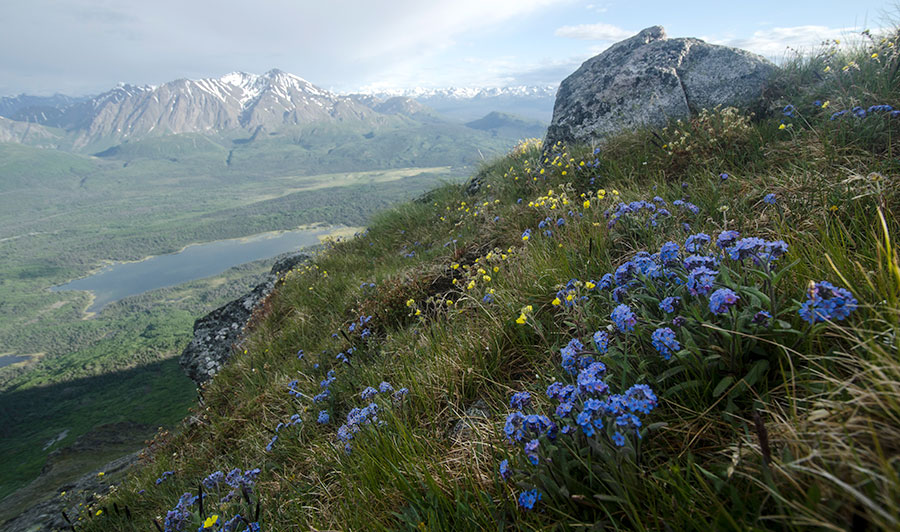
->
[[0, 68, 550, 522]]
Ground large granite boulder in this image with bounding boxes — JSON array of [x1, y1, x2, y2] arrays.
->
[[545, 26, 776, 146], [179, 252, 309, 385]]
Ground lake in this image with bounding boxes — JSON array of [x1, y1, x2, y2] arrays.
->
[[0, 354, 29, 368], [52, 226, 340, 313]]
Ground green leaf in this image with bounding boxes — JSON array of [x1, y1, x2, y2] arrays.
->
[[742, 286, 771, 306], [713, 376, 734, 397], [743, 359, 769, 388]]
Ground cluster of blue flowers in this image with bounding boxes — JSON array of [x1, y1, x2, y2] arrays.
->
[[348, 315, 373, 339], [265, 413, 301, 452], [202, 468, 261, 504], [604, 198, 674, 228], [502, 343, 658, 510], [163, 492, 197, 532], [336, 382, 408, 453], [830, 104, 900, 120], [799, 281, 858, 324], [537, 215, 569, 237], [162, 468, 261, 531]]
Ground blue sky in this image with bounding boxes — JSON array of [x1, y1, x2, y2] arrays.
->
[[0, 0, 894, 96]]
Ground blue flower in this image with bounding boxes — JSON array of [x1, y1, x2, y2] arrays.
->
[[709, 288, 740, 315], [799, 281, 858, 324], [686, 267, 718, 296], [752, 310, 772, 326], [360, 386, 378, 400], [576, 410, 596, 437], [684, 233, 711, 253], [658, 296, 680, 313], [576, 362, 609, 394], [611, 304, 637, 333], [499, 459, 511, 480], [624, 384, 658, 414], [379, 381, 394, 393], [265, 435, 278, 452], [716, 230, 741, 249], [650, 327, 680, 360], [317, 410, 330, 424], [556, 401, 575, 417], [763, 193, 776, 205], [392, 387, 409, 402], [518, 489, 541, 510], [659, 241, 680, 264], [612, 431, 626, 447], [592, 330, 609, 353], [510, 391, 532, 410], [719, 172, 729, 181], [524, 439, 540, 465]]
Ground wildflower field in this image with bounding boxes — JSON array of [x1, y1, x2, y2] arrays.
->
[[77, 29, 900, 531]]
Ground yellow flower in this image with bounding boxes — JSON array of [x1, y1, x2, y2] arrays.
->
[[483, 275, 491, 282], [540, 168, 545, 175], [414, 309, 421, 316], [406, 299, 415, 308], [583, 200, 590, 209], [829, 205, 839, 212], [872, 52, 879, 58], [552, 297, 561, 306], [96, 510, 103, 516], [524, 305, 533, 312], [561, 171, 567, 176], [516, 313, 527, 324], [446, 300, 454, 306], [612, 189, 620, 196], [824, 65, 831, 73], [466, 280, 476, 290], [585, 281, 596, 290], [203, 515, 219, 528], [97, 472, 105, 477], [821, 101, 829, 109], [493, 266, 499, 272], [522, 234, 529, 241]]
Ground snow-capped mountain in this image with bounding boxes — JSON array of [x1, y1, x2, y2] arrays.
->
[[360, 85, 556, 122], [6, 70, 382, 148], [1, 71, 553, 149]]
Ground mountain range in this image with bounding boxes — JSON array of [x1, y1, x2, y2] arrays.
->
[[0, 70, 553, 152]]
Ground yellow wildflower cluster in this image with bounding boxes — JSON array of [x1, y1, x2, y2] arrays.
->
[[511, 137, 543, 156], [515, 304, 534, 325], [457, 246, 514, 295], [405, 298, 422, 317]]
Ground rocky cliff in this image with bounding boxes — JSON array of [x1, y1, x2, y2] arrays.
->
[[179, 252, 311, 385]]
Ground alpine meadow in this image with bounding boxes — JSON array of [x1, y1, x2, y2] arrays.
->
[[1, 6, 899, 532]]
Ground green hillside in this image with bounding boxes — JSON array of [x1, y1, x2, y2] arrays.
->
[[68, 32, 900, 531]]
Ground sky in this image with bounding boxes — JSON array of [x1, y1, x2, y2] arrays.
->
[[0, 0, 895, 96]]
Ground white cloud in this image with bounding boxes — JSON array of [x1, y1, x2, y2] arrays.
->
[[710, 25, 877, 61], [554, 22, 633, 41], [0, 0, 573, 95]]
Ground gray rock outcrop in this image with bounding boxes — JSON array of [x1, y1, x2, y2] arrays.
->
[[179, 252, 309, 385], [545, 26, 776, 146]]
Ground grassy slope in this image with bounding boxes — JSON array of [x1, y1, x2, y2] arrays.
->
[[78, 35, 900, 531]]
